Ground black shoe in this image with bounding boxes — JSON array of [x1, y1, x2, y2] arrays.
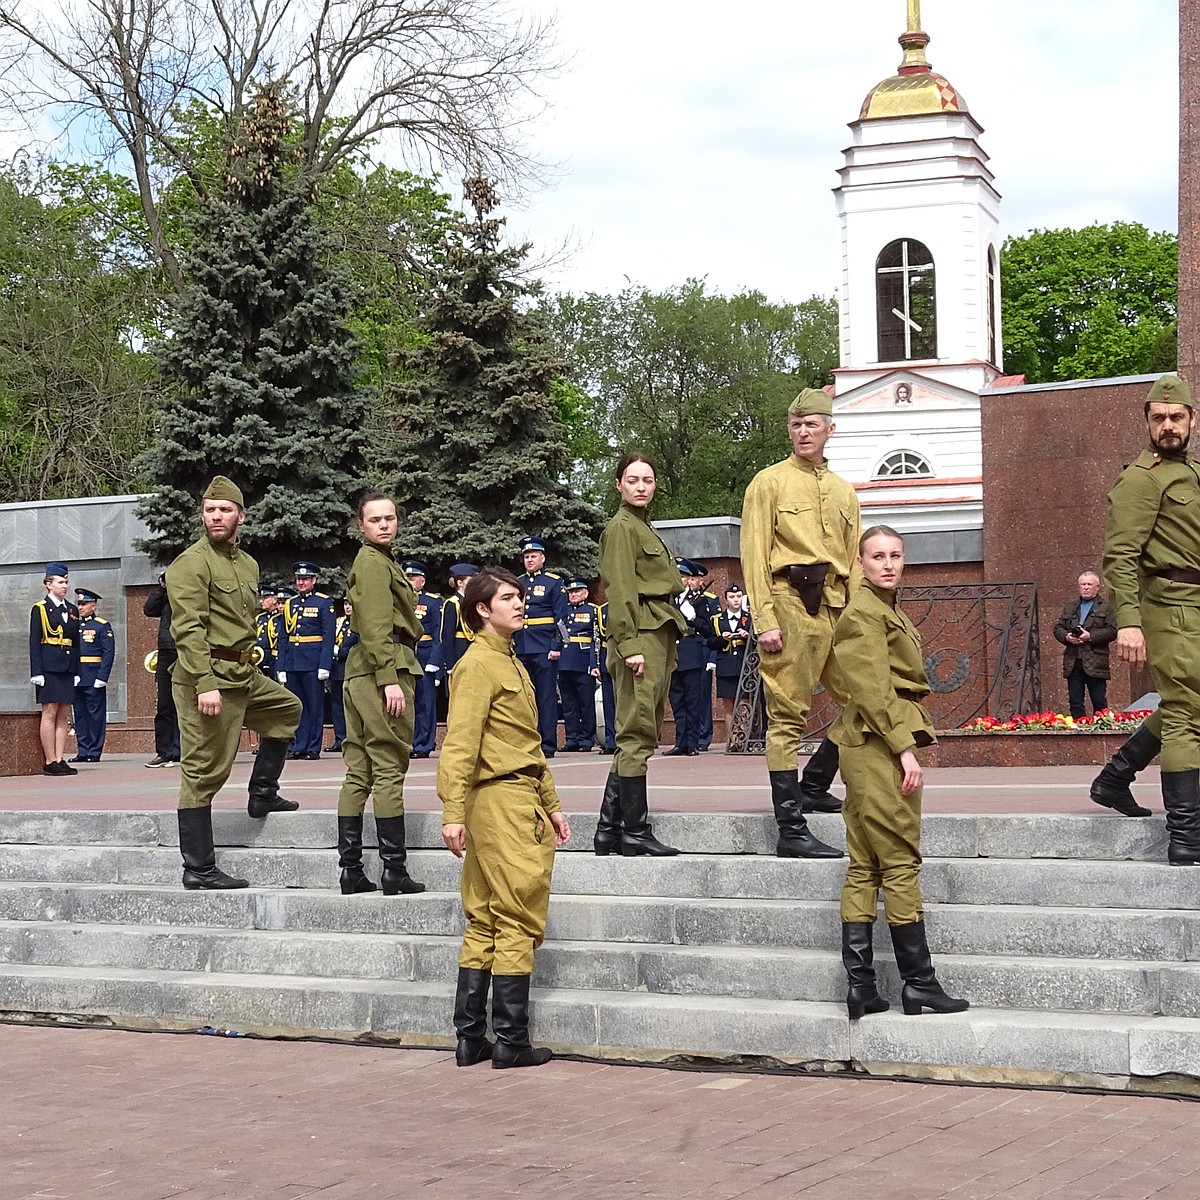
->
[[1162, 769, 1200, 865], [324, 742, 342, 754], [454, 967, 495, 1066], [69, 755, 89, 763], [178, 808, 249, 890], [889, 920, 969, 1015], [337, 815, 379, 894], [599, 746, 616, 755], [661, 745, 689, 757], [376, 815, 426, 894], [59, 760, 78, 776], [42, 761, 68, 776], [247, 738, 301, 818], [491, 975, 552, 1069], [411, 751, 431, 759], [1091, 723, 1159, 817], [843, 922, 889, 1019], [287, 751, 302, 760], [698, 745, 710, 752], [594, 772, 622, 856], [618, 775, 679, 856], [769, 770, 842, 858], [543, 750, 555, 759], [145, 756, 171, 768]]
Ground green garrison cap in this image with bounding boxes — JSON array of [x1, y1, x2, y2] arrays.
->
[[202, 475, 245, 507], [787, 388, 833, 418], [1146, 374, 1193, 410]]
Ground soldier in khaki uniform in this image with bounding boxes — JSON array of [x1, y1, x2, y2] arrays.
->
[[335, 491, 426, 896], [167, 476, 302, 890], [1102, 375, 1200, 863], [439, 568, 571, 1070], [596, 451, 687, 857], [741, 389, 852, 858], [831, 526, 968, 1018]]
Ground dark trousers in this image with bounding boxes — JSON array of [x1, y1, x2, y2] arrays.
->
[[669, 667, 707, 751], [73, 685, 107, 757], [413, 668, 438, 754], [518, 653, 560, 754], [329, 676, 346, 744], [698, 669, 714, 748], [287, 671, 325, 755], [1067, 660, 1108, 719], [154, 652, 180, 760], [559, 670, 597, 748], [600, 667, 616, 751]]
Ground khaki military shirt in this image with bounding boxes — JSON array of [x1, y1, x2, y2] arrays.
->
[[830, 582, 935, 756], [598, 502, 687, 659], [167, 534, 260, 694], [344, 543, 422, 686], [437, 631, 562, 825], [1103, 446, 1200, 627], [741, 454, 862, 634]]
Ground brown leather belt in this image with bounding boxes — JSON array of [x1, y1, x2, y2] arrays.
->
[[499, 766, 543, 783], [1159, 568, 1200, 585], [391, 631, 416, 649], [210, 646, 252, 664]]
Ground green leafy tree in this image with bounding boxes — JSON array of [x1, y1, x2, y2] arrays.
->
[[544, 283, 838, 518], [1001, 223, 1177, 383], [385, 176, 603, 581], [135, 85, 371, 575]]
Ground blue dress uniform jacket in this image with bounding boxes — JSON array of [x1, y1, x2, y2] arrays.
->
[[708, 607, 753, 699], [255, 610, 280, 678], [29, 597, 80, 704], [515, 569, 569, 756], [73, 614, 115, 758], [413, 590, 444, 756], [596, 602, 617, 753], [279, 591, 336, 756], [669, 589, 718, 752], [328, 613, 358, 747], [559, 599, 601, 750], [435, 594, 475, 677]]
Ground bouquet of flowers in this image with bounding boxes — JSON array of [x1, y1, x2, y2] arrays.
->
[[959, 708, 1154, 734]]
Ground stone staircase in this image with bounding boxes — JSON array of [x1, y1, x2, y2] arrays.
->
[[1, 808, 1199, 1092]]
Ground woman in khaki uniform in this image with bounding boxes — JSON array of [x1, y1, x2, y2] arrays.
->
[[439, 568, 571, 1069], [830, 526, 968, 1018], [596, 452, 687, 857], [335, 491, 425, 896]]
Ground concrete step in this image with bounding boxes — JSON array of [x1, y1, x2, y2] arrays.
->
[[3, 843, 1199, 913], [0, 810, 1175, 863], [2, 919, 1198, 1018], [1, 880, 1197, 963], [0, 961, 1196, 1089]]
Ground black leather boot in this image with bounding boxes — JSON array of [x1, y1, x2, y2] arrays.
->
[[842, 921, 889, 1019], [890, 920, 969, 1015], [178, 807, 248, 890], [453, 967, 494, 1066], [1161, 769, 1200, 865], [375, 815, 426, 894], [337, 815, 378, 894], [769, 770, 842, 858], [618, 775, 679, 856], [1090, 724, 1158, 817], [491, 974, 552, 1068], [247, 737, 301, 818], [594, 773, 622, 856], [799, 737, 843, 813]]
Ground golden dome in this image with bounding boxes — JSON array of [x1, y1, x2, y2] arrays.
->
[[859, 4, 968, 121]]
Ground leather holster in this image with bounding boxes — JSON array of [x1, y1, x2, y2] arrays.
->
[[784, 563, 829, 617]]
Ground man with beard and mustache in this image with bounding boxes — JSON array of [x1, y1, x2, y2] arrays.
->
[[1101, 375, 1200, 864]]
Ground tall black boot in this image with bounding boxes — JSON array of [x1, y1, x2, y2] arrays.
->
[[799, 737, 843, 813], [1161, 770, 1200, 865], [594, 772, 622, 856], [491, 974, 552, 1069], [375, 815, 426, 895], [247, 737, 301, 818], [618, 775, 679, 856], [890, 920, 969, 1015], [337, 815, 378, 894], [769, 770, 842, 859], [1090, 724, 1158, 817], [842, 921, 889, 1019], [454, 967, 494, 1066], [178, 807, 248, 890]]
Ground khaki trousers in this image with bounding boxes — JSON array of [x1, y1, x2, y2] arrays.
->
[[758, 592, 846, 772], [609, 625, 677, 778], [174, 672, 301, 810], [839, 732, 923, 925], [337, 672, 416, 818], [458, 777, 557, 975], [1142, 605, 1200, 772]]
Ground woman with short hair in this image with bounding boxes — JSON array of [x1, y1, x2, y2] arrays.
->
[[29, 561, 80, 777]]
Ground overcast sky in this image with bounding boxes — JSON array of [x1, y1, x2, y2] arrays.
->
[[502, 0, 1178, 304]]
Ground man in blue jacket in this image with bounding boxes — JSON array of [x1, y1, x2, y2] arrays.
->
[[278, 561, 336, 759], [404, 560, 443, 758], [70, 588, 115, 762], [514, 536, 569, 757], [665, 559, 718, 756], [558, 577, 601, 751]]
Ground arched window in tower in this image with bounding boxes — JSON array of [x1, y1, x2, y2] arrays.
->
[[987, 246, 999, 364], [874, 449, 933, 479], [876, 239, 937, 361]]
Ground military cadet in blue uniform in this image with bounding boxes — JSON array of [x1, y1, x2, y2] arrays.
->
[[596, 601, 617, 754], [70, 588, 115, 762], [404, 560, 444, 758], [29, 561, 81, 777], [514, 536, 569, 757], [255, 587, 280, 678], [326, 597, 357, 753], [708, 582, 753, 700], [558, 576, 601, 751], [277, 561, 336, 759], [434, 563, 479, 684], [665, 558, 719, 756]]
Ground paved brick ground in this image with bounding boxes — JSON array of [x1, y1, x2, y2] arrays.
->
[[3, 1025, 1198, 1199], [0, 749, 1161, 816]]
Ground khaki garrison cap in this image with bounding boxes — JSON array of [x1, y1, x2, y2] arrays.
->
[[202, 475, 245, 507], [788, 388, 833, 418], [1146, 374, 1193, 410]]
